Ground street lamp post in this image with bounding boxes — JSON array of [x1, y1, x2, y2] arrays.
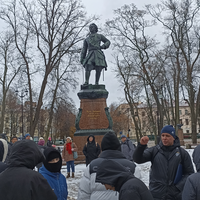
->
[[15, 89, 28, 137]]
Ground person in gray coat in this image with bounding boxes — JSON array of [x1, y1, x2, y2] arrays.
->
[[133, 125, 194, 200], [121, 135, 135, 161], [182, 144, 200, 200], [96, 159, 154, 200], [77, 131, 140, 200]]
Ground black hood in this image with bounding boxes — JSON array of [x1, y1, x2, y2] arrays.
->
[[96, 159, 133, 192], [43, 147, 62, 161], [87, 134, 95, 143], [101, 132, 121, 151], [8, 140, 44, 169]]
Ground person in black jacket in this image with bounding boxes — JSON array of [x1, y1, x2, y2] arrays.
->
[[133, 125, 194, 200], [0, 139, 57, 200], [96, 159, 154, 200], [182, 144, 200, 200], [0, 138, 8, 173], [83, 134, 101, 166]]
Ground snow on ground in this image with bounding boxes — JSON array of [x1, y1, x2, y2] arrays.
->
[[62, 149, 195, 200]]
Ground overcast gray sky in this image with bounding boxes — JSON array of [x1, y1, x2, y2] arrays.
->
[[70, 0, 162, 108]]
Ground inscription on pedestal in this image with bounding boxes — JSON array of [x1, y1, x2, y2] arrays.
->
[[79, 98, 109, 130], [87, 110, 100, 119]]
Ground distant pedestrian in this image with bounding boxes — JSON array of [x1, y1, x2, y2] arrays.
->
[[133, 125, 194, 200], [47, 137, 53, 147], [37, 137, 46, 170], [83, 134, 101, 166], [0, 138, 8, 173], [62, 137, 78, 178], [39, 147, 68, 200], [96, 159, 154, 200], [0, 139, 57, 200], [182, 144, 200, 200], [121, 135, 135, 161], [10, 136, 18, 145], [24, 133, 31, 140]]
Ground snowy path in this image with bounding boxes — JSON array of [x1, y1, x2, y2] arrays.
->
[[61, 149, 195, 200]]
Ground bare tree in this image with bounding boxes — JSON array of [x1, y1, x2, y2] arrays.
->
[[147, 0, 200, 143], [0, 0, 95, 136], [0, 32, 21, 133], [106, 4, 162, 142]]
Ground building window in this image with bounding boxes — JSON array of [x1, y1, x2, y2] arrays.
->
[[179, 119, 182, 124], [179, 110, 182, 115], [185, 119, 189, 125], [186, 130, 189, 134], [185, 110, 188, 115]]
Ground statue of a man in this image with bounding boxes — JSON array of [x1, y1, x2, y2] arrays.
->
[[80, 23, 111, 85]]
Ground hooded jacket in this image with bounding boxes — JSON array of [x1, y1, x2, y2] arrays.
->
[[77, 132, 138, 200], [133, 136, 194, 200], [83, 134, 101, 165], [182, 144, 200, 200], [96, 159, 154, 200], [39, 147, 68, 200], [0, 139, 8, 173], [0, 140, 57, 200]]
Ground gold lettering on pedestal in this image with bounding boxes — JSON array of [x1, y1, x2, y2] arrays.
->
[[87, 110, 100, 119]]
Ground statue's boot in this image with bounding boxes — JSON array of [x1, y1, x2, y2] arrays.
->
[[84, 71, 90, 85], [95, 69, 102, 85]]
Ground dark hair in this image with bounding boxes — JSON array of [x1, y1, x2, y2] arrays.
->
[[89, 23, 98, 33], [11, 136, 18, 141]]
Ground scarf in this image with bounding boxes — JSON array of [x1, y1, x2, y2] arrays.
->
[[66, 142, 72, 154]]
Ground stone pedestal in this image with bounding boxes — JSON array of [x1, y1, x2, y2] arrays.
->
[[177, 128, 184, 146], [73, 84, 114, 161]]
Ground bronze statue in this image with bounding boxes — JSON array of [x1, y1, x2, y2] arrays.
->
[[80, 23, 111, 85]]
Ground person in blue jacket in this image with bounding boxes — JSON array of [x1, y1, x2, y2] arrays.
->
[[39, 147, 68, 200]]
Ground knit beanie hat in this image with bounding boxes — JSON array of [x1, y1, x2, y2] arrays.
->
[[161, 125, 176, 138], [101, 132, 121, 151]]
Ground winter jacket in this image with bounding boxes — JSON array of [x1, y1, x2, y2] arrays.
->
[[0, 139, 8, 173], [77, 149, 137, 200], [182, 144, 200, 200], [62, 142, 78, 162], [47, 140, 53, 147], [0, 140, 57, 200], [96, 159, 154, 200], [133, 137, 194, 200], [121, 138, 135, 161], [83, 135, 101, 165], [40, 165, 68, 200]]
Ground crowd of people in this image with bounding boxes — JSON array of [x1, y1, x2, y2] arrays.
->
[[1, 125, 200, 199]]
